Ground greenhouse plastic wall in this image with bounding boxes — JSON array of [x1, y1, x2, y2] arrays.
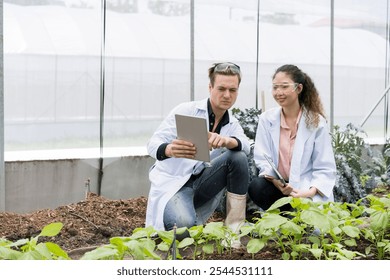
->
[[1, 1, 4, 212]]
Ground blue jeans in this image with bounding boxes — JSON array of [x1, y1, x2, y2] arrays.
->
[[163, 150, 249, 231]]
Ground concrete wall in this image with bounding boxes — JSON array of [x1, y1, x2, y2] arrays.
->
[[4, 155, 155, 213], [2, 142, 385, 214]]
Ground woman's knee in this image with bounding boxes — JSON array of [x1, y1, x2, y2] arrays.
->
[[248, 176, 275, 209], [248, 177, 262, 201]]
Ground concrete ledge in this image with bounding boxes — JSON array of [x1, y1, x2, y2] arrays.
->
[[3, 142, 385, 214], [4, 147, 154, 213], [4, 147, 148, 161]]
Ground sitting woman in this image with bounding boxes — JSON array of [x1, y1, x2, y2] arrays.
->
[[248, 64, 337, 211]]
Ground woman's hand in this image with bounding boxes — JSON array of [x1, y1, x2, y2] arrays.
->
[[264, 175, 293, 195], [264, 175, 317, 198]]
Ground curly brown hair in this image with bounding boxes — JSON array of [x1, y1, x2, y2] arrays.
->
[[272, 64, 326, 128]]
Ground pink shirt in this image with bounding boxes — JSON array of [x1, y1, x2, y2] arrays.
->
[[278, 109, 302, 180]]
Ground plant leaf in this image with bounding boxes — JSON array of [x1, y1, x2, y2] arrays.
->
[[258, 213, 288, 230], [202, 243, 214, 254], [301, 209, 331, 232], [178, 237, 194, 249], [81, 246, 118, 260], [45, 242, 70, 259], [268, 197, 292, 211], [246, 239, 265, 254], [0, 247, 22, 260], [341, 225, 360, 238], [38, 222, 63, 237], [308, 248, 323, 259], [370, 210, 388, 232]]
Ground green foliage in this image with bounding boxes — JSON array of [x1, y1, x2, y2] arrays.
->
[[332, 124, 366, 169], [331, 123, 388, 203], [81, 226, 161, 260], [0, 222, 69, 260], [231, 107, 263, 183], [360, 195, 390, 259], [2, 195, 389, 260], [383, 141, 390, 184], [231, 107, 262, 141], [245, 195, 389, 260]]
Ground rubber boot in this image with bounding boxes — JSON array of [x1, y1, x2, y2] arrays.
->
[[224, 191, 247, 249]]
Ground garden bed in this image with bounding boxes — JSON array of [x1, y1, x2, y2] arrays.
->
[[0, 190, 389, 260], [1, 193, 273, 260]]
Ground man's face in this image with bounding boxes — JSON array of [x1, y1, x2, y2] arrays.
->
[[209, 74, 239, 113]]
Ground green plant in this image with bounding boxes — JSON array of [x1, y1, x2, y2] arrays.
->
[[0, 222, 69, 260], [200, 222, 227, 255], [248, 197, 369, 260], [71, 193, 390, 260], [360, 194, 390, 259], [81, 226, 161, 260], [185, 225, 205, 259], [381, 140, 390, 185], [331, 123, 386, 203], [231, 107, 262, 141], [185, 222, 229, 259], [156, 226, 191, 260], [302, 201, 365, 260]]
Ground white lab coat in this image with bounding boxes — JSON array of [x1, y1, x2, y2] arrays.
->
[[146, 98, 250, 230], [253, 107, 336, 202]]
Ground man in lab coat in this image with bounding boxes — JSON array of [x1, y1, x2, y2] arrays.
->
[[146, 62, 250, 247]]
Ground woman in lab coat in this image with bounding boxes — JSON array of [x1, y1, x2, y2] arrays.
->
[[248, 64, 336, 211]]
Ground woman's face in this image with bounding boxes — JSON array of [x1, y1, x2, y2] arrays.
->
[[272, 72, 301, 108]]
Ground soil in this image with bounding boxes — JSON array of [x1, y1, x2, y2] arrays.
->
[[0, 192, 280, 260], [0, 191, 387, 260]]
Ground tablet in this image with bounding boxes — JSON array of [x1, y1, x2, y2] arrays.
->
[[263, 153, 286, 185], [175, 114, 210, 162]]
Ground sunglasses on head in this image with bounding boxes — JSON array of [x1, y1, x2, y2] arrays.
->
[[212, 62, 241, 73]]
